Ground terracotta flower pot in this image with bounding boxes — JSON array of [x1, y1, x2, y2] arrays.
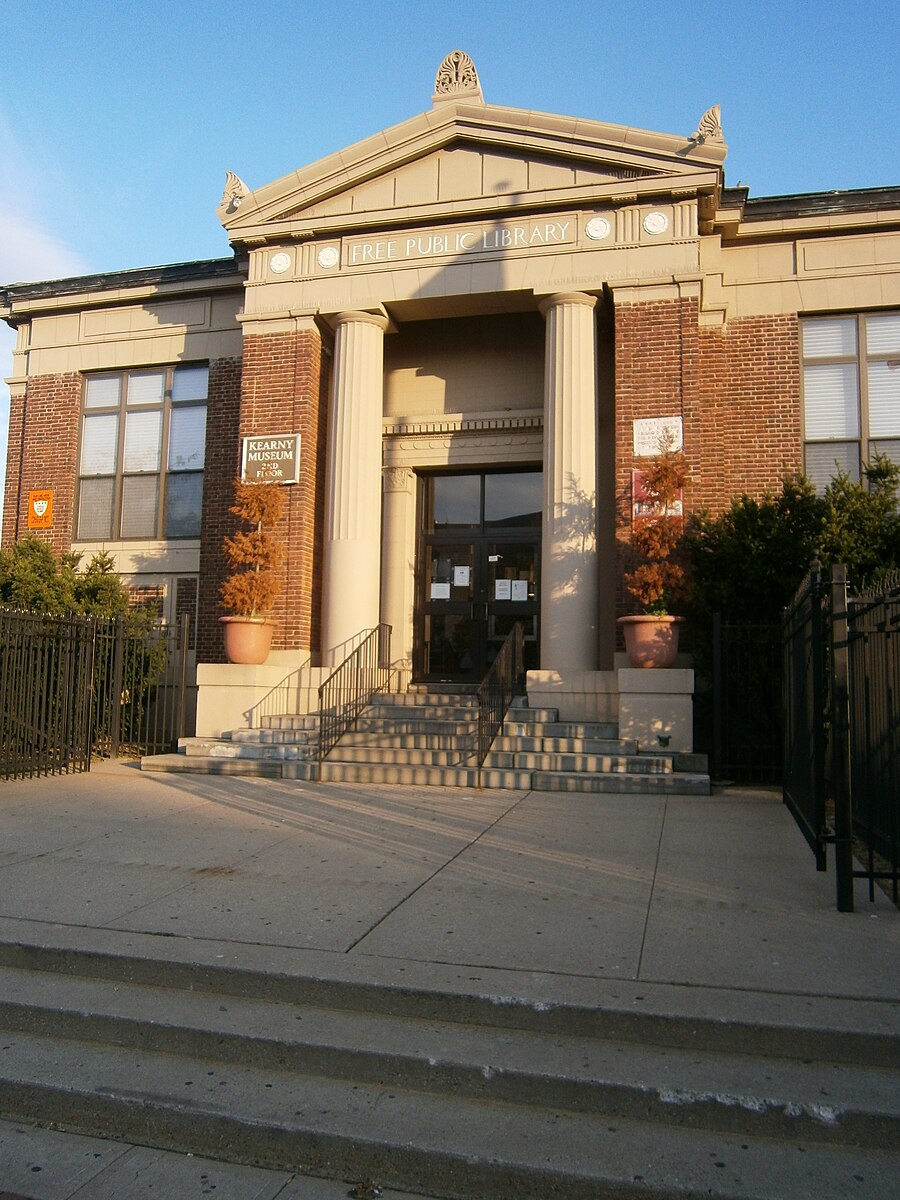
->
[[618, 615, 684, 669], [220, 616, 275, 665]]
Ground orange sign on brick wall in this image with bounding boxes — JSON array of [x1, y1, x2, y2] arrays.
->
[[27, 489, 54, 529]]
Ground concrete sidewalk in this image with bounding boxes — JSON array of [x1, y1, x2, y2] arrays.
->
[[0, 760, 897, 1197]]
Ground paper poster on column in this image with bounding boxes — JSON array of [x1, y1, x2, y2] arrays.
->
[[494, 579, 511, 600], [511, 580, 529, 601]]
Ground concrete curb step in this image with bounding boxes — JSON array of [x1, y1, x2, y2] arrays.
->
[[0, 948, 897, 1198], [2, 1033, 898, 1200], [0, 965, 897, 1149], [0, 934, 895, 1068]]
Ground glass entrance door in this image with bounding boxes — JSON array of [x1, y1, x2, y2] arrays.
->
[[415, 471, 541, 683]]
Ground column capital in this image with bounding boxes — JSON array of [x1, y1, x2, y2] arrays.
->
[[333, 310, 391, 333], [538, 292, 598, 318], [383, 466, 414, 494]]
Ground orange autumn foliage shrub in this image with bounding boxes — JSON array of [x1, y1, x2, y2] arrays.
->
[[220, 480, 284, 618], [624, 438, 689, 615]]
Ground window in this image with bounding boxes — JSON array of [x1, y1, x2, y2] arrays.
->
[[802, 313, 900, 491], [77, 365, 208, 540]]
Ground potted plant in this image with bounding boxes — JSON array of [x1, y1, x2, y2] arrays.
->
[[220, 479, 284, 664], [618, 434, 689, 668]]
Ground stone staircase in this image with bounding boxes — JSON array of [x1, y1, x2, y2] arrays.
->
[[0, 932, 896, 1199], [143, 689, 710, 794]]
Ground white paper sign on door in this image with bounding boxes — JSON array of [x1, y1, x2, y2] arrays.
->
[[431, 582, 451, 600], [511, 580, 529, 601], [494, 579, 511, 600], [453, 566, 470, 587]]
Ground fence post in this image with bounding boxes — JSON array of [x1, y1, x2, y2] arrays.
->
[[711, 612, 722, 782], [108, 614, 125, 761], [175, 613, 190, 744], [829, 564, 854, 912]]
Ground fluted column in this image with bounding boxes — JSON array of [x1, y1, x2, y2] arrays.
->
[[380, 466, 416, 666], [321, 311, 389, 664], [539, 292, 599, 669]]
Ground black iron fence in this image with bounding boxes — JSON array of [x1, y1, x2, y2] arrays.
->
[[1, 608, 191, 780], [318, 624, 394, 763], [782, 563, 899, 909], [710, 615, 783, 785], [847, 569, 900, 905], [476, 621, 525, 787]]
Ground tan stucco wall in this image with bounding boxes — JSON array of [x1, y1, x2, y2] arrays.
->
[[384, 312, 543, 417]]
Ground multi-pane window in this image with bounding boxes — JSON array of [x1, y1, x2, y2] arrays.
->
[[77, 364, 208, 540], [801, 313, 900, 491]]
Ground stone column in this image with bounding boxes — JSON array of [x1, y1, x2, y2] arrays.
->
[[380, 467, 416, 667], [539, 292, 599, 670], [321, 311, 388, 664]]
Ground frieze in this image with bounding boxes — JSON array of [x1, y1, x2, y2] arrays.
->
[[394, 434, 541, 454], [384, 413, 543, 437]]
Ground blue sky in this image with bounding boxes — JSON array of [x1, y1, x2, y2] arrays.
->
[[1, 0, 898, 486]]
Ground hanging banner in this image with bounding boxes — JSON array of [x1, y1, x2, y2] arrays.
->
[[28, 489, 54, 529]]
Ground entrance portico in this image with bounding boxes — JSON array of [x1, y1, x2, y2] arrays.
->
[[212, 48, 724, 717]]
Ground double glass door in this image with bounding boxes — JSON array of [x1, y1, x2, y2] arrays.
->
[[415, 471, 541, 683]]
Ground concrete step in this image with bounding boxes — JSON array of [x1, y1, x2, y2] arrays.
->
[[179, 737, 313, 761], [487, 750, 671, 773], [355, 717, 478, 736], [141, 752, 285, 777], [337, 731, 479, 750], [365, 703, 484, 721], [260, 713, 321, 732], [504, 718, 619, 739], [492, 734, 639, 754], [531, 770, 712, 795], [230, 727, 318, 746], [327, 746, 477, 767], [372, 691, 479, 709], [0, 941, 896, 1199], [314, 761, 532, 789]]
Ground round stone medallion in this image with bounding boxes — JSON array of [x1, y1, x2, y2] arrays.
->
[[642, 211, 669, 235], [585, 216, 611, 241]]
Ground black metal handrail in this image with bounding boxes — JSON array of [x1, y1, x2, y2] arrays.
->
[[475, 622, 525, 787], [317, 624, 393, 763]]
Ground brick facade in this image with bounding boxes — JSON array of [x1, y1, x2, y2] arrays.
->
[[196, 329, 331, 663], [613, 296, 803, 614], [1, 373, 81, 554]]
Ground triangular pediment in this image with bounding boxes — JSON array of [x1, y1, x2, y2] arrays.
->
[[220, 101, 726, 244]]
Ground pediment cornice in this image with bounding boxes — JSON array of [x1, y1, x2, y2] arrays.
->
[[220, 100, 726, 247]]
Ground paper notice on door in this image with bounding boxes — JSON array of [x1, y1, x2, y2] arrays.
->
[[453, 565, 470, 587], [431, 582, 451, 600], [511, 580, 529, 601], [494, 579, 511, 600]]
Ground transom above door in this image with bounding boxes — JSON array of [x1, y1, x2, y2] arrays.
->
[[414, 470, 541, 683]]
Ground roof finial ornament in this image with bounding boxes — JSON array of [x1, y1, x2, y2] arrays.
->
[[220, 170, 249, 214], [433, 50, 484, 105], [690, 104, 724, 144]]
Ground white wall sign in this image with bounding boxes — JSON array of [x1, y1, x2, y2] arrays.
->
[[633, 416, 683, 457]]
